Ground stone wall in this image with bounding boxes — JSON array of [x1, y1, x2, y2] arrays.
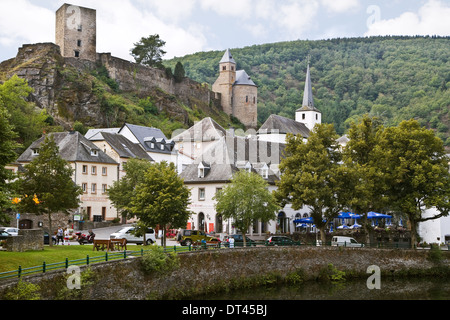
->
[[5, 229, 44, 252], [1, 246, 447, 299]]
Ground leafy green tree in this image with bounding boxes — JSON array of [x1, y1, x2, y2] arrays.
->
[[0, 103, 20, 224], [373, 119, 450, 247], [174, 62, 185, 83], [15, 135, 83, 245], [130, 161, 191, 247], [0, 75, 47, 150], [108, 158, 153, 221], [214, 170, 279, 247], [342, 115, 387, 244], [130, 34, 167, 68], [275, 124, 351, 244]]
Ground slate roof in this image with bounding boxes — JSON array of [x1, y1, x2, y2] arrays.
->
[[172, 117, 227, 142], [258, 114, 310, 138], [91, 132, 154, 161], [85, 127, 120, 139], [17, 132, 118, 164], [119, 123, 173, 154], [234, 70, 257, 87], [296, 64, 321, 113], [180, 163, 238, 184], [219, 48, 236, 64]]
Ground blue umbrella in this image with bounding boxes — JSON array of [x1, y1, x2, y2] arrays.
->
[[294, 217, 314, 224], [367, 211, 392, 219], [338, 212, 354, 219]]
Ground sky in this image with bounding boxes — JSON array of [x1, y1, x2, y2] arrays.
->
[[0, 0, 449, 63]]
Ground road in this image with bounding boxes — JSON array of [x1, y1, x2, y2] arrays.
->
[[72, 224, 179, 247]]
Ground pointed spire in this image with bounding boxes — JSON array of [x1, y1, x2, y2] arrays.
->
[[220, 48, 236, 64], [302, 64, 314, 109]]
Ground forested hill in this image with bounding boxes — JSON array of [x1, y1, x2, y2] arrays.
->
[[164, 36, 450, 146]]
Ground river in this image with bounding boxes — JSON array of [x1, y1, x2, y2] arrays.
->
[[195, 277, 450, 300]]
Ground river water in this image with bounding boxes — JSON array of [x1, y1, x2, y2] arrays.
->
[[196, 278, 450, 300]]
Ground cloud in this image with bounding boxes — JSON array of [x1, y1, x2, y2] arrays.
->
[[365, 0, 450, 37], [320, 0, 360, 13]]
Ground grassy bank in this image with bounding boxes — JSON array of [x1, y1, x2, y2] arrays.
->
[[0, 246, 99, 272]]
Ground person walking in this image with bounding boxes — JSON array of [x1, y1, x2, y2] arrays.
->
[[56, 227, 64, 245], [64, 228, 70, 245]]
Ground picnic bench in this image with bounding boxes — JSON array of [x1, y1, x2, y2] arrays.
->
[[93, 238, 128, 251], [93, 239, 114, 251]]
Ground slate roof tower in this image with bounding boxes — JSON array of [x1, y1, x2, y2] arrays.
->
[[295, 64, 321, 131]]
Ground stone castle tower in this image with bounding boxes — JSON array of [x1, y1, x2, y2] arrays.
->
[[212, 49, 258, 129], [55, 3, 97, 61]]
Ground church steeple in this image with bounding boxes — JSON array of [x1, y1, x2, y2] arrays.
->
[[302, 64, 314, 109], [295, 63, 322, 131]]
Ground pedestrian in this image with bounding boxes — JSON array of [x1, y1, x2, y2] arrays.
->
[[229, 236, 235, 248], [64, 228, 70, 245], [56, 227, 64, 245]]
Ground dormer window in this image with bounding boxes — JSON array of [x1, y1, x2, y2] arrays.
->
[[198, 162, 210, 178], [160, 144, 165, 151], [32, 148, 39, 156], [90, 149, 98, 157]]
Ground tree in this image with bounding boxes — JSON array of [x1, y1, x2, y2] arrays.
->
[[174, 62, 185, 83], [0, 103, 20, 225], [108, 158, 153, 221], [130, 161, 191, 247], [275, 124, 351, 244], [214, 170, 279, 247], [373, 119, 450, 247], [130, 34, 167, 68], [342, 115, 387, 244], [15, 135, 83, 246], [0, 75, 47, 151]]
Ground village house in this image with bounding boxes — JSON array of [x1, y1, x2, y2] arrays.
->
[[14, 131, 120, 228]]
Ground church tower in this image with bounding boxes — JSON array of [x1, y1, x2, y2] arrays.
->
[[295, 64, 321, 131], [212, 49, 258, 129], [55, 3, 97, 61]]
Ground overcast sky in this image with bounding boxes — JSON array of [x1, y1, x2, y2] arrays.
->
[[0, 0, 449, 63]]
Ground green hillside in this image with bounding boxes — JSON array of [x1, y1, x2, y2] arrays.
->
[[164, 36, 450, 147]]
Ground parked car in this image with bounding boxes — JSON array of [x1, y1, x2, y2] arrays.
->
[[265, 236, 297, 246], [223, 234, 257, 247], [0, 230, 12, 241], [331, 236, 364, 247], [0, 227, 19, 236], [177, 229, 220, 246], [110, 226, 156, 245]]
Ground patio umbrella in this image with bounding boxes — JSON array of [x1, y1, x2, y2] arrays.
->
[[350, 223, 362, 229], [294, 217, 314, 224], [337, 224, 350, 229], [367, 211, 392, 219]]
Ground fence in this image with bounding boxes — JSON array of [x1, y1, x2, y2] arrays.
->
[[0, 240, 446, 281]]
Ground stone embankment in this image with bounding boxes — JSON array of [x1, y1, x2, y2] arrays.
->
[[0, 246, 448, 300]]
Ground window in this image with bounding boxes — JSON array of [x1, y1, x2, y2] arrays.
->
[[102, 167, 107, 176], [77, 25, 82, 32], [198, 168, 204, 178], [91, 183, 97, 194], [32, 149, 39, 156], [82, 183, 87, 193], [160, 144, 165, 150], [231, 66, 234, 71], [151, 143, 155, 149], [74, 50, 80, 58], [82, 165, 88, 174], [253, 97, 256, 104], [246, 96, 249, 103], [222, 66, 226, 71], [91, 166, 97, 175], [302, 113, 306, 120], [199, 188, 205, 201], [77, 40, 82, 47], [102, 184, 107, 194], [90, 149, 98, 156], [316, 114, 318, 120]]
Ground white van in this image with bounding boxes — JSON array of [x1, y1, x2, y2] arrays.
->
[[331, 236, 364, 247], [110, 226, 156, 245]]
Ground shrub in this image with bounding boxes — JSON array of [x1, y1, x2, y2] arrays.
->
[[427, 244, 443, 265], [3, 280, 41, 300], [140, 246, 180, 275]]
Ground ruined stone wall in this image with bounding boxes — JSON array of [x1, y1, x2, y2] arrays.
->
[[5, 229, 44, 252]]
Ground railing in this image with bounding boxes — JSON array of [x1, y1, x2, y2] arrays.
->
[[1, 240, 446, 281]]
